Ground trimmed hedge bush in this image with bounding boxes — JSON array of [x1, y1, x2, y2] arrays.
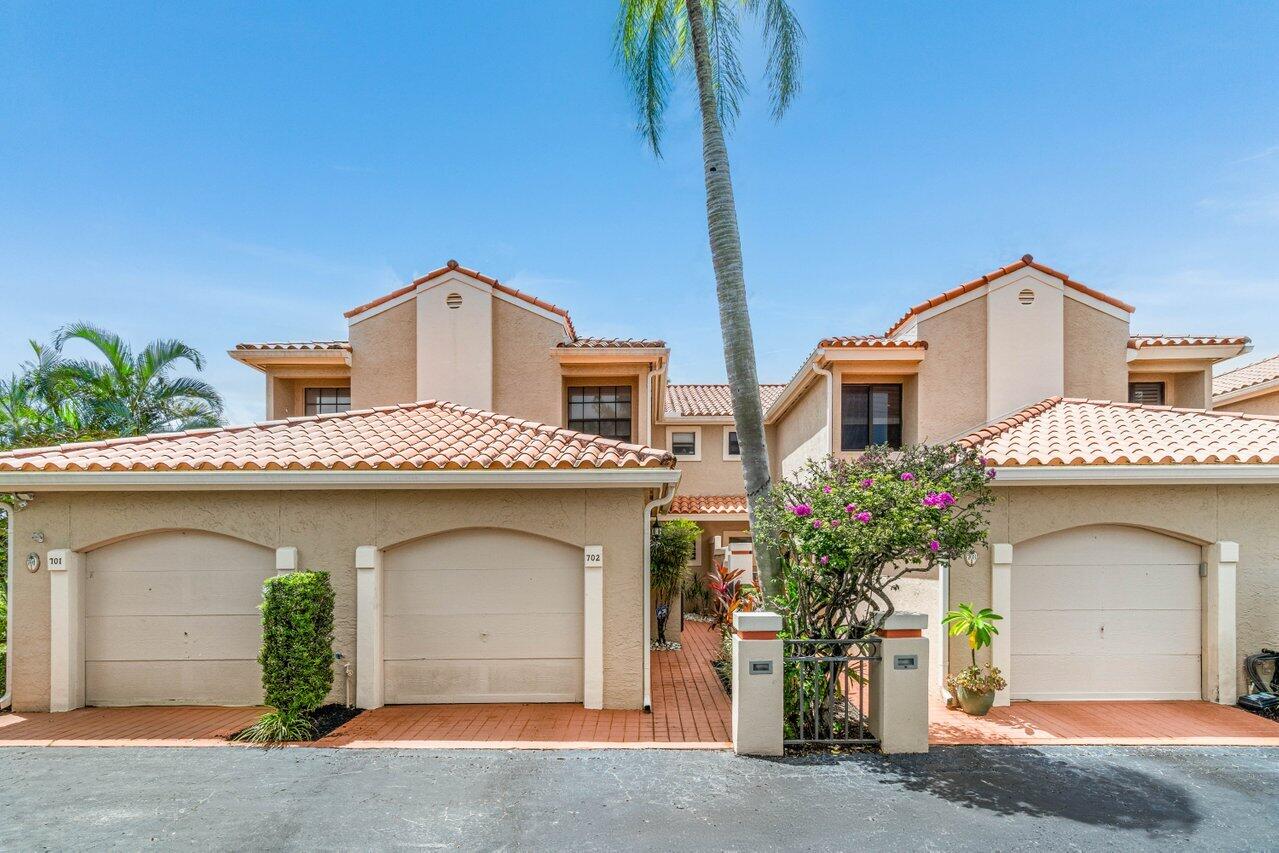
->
[[258, 571, 334, 714]]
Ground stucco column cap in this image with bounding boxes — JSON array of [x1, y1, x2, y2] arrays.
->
[[735, 611, 782, 634], [882, 612, 928, 631]]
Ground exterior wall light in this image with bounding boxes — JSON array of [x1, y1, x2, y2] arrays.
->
[[963, 548, 979, 567]]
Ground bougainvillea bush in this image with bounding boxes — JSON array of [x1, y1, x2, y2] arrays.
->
[[755, 444, 995, 742]]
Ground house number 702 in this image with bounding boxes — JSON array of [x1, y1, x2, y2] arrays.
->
[[584, 545, 604, 568]]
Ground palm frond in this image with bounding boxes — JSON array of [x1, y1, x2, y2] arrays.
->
[[55, 322, 133, 379], [139, 338, 206, 381], [705, 0, 747, 130], [746, 0, 805, 118], [616, 0, 680, 156]]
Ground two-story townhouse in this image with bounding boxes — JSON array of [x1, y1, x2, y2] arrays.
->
[[4, 254, 1277, 717]]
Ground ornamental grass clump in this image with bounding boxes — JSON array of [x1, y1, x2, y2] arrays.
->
[[754, 444, 995, 741], [234, 571, 335, 745]]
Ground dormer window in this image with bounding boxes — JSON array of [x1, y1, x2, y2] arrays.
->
[[568, 385, 632, 441], [305, 387, 351, 415], [672, 431, 698, 456], [841, 384, 902, 450], [1129, 382, 1165, 406]]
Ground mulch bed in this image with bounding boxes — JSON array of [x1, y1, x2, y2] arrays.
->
[[711, 659, 731, 696], [227, 704, 364, 744]]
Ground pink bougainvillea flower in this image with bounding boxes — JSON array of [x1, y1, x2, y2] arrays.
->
[[812, 519, 823, 529], [922, 491, 956, 509], [822, 485, 832, 494], [845, 503, 857, 513], [986, 468, 997, 480], [928, 539, 941, 552], [820, 555, 830, 565], [860, 478, 874, 488], [830, 519, 840, 527], [900, 472, 915, 481], [855, 511, 872, 523], [790, 503, 813, 517]]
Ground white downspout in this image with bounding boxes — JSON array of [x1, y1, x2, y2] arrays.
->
[[1, 502, 14, 710], [811, 360, 834, 452], [646, 363, 667, 448], [642, 482, 676, 711]]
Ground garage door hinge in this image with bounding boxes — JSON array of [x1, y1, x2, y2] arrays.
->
[[1198, 562, 1207, 578]]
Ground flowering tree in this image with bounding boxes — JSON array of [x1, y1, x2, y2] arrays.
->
[[755, 444, 995, 641]]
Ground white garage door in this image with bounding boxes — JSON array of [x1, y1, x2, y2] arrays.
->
[[383, 528, 583, 704], [1012, 525, 1201, 701], [85, 531, 274, 706]]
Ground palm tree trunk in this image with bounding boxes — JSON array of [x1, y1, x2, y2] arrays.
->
[[683, 0, 779, 597]]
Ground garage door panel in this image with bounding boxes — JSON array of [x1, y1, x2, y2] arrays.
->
[[86, 569, 268, 617], [1013, 609, 1199, 657], [1012, 564, 1105, 609], [384, 659, 582, 704], [384, 566, 582, 617], [1017, 526, 1200, 566], [1011, 653, 1201, 701], [385, 528, 576, 571], [87, 615, 263, 662], [86, 661, 263, 707], [89, 533, 273, 572], [385, 613, 583, 661]]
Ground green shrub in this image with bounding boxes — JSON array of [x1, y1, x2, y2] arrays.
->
[[248, 571, 334, 729], [650, 519, 700, 643]]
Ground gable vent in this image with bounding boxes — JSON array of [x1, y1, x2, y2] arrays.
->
[[445, 292, 463, 309], [1018, 288, 1035, 306]]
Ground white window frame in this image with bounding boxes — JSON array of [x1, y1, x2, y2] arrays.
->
[[722, 427, 742, 461], [668, 426, 702, 462]]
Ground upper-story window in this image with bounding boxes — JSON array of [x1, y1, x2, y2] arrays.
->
[[305, 387, 351, 416], [724, 429, 741, 459], [841, 384, 902, 451], [1129, 381, 1165, 406], [671, 430, 698, 456], [568, 385, 632, 441]]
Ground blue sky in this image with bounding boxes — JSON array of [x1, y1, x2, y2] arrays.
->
[[3, 1, 1278, 425]]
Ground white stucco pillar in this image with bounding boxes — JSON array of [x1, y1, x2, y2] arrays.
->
[[870, 613, 930, 754], [583, 545, 604, 710], [990, 543, 1013, 707], [355, 546, 384, 710], [1202, 541, 1239, 705], [732, 611, 783, 756], [48, 549, 85, 712], [275, 547, 298, 576]]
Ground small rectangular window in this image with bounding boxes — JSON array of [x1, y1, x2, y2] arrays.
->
[[841, 384, 902, 451], [726, 430, 740, 457], [568, 385, 632, 441], [305, 387, 351, 416], [1129, 382, 1165, 406], [672, 431, 698, 456]]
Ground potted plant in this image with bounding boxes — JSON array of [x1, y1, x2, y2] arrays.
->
[[942, 603, 1007, 716]]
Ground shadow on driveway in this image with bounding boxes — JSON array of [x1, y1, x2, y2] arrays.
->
[[784, 746, 1202, 834]]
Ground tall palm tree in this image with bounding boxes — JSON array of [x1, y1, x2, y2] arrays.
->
[[55, 323, 224, 435], [616, 0, 803, 595]]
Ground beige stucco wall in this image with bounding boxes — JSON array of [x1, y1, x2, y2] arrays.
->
[[349, 300, 416, 409], [948, 483, 1279, 696], [915, 297, 988, 441], [774, 380, 828, 480], [1174, 369, 1213, 410], [1216, 389, 1279, 415], [9, 486, 648, 712], [666, 425, 745, 494], [493, 299, 570, 425], [1064, 299, 1129, 401]]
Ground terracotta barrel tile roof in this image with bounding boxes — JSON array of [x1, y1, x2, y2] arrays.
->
[[665, 384, 787, 418], [1214, 354, 1279, 397], [557, 337, 667, 349], [0, 401, 675, 473], [819, 336, 928, 349], [1128, 335, 1250, 349], [668, 494, 748, 515], [344, 259, 577, 338], [885, 255, 1135, 338], [960, 397, 1279, 466], [234, 341, 351, 351]]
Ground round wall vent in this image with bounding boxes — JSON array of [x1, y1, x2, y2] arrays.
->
[[1017, 288, 1035, 305], [445, 292, 463, 309]]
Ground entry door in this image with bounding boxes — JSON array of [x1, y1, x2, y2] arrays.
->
[[1011, 525, 1201, 701], [383, 528, 584, 703]]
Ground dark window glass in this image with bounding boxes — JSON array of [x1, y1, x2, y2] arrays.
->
[[841, 384, 902, 450], [672, 431, 697, 456], [726, 430, 740, 456], [568, 385, 632, 441], [305, 387, 351, 416], [1128, 382, 1165, 406]]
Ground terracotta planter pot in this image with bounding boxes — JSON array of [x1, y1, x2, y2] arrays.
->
[[956, 685, 996, 716]]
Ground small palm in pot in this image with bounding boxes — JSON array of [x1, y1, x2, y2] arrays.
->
[[942, 603, 1007, 716]]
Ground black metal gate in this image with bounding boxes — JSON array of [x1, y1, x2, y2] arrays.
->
[[783, 638, 881, 747]]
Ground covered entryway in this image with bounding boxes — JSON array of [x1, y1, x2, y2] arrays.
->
[[1011, 525, 1201, 701], [383, 528, 584, 704], [85, 531, 274, 706]]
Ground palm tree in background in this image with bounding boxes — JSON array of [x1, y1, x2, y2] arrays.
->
[[55, 323, 224, 436], [616, 0, 804, 595]]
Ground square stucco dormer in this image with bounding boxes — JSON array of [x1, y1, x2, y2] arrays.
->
[[985, 267, 1065, 420]]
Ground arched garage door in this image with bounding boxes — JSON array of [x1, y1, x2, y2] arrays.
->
[[1012, 525, 1201, 701], [383, 528, 583, 704], [85, 531, 274, 706]]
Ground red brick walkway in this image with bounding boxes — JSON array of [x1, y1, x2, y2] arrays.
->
[[0, 705, 264, 747], [318, 619, 732, 748]]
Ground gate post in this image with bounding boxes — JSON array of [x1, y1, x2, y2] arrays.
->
[[355, 546, 384, 710], [870, 612, 929, 754], [48, 549, 86, 712], [732, 611, 783, 756]]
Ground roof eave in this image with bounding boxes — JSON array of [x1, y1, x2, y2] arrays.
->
[[990, 464, 1279, 486]]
